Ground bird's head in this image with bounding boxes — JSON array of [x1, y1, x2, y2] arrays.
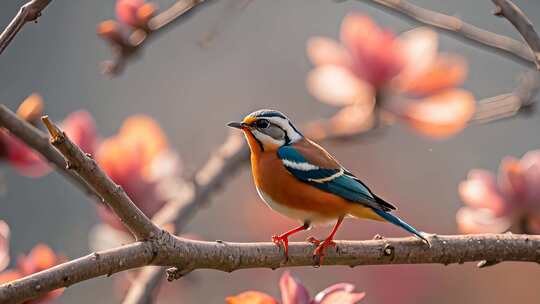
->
[[227, 109, 303, 152]]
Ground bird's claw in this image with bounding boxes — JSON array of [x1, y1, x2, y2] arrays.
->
[[272, 235, 290, 261], [312, 238, 336, 266], [306, 236, 322, 245]]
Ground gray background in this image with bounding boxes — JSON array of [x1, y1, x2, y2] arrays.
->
[[1, 0, 539, 303]]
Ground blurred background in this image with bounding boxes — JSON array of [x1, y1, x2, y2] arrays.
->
[[1, 0, 540, 303]]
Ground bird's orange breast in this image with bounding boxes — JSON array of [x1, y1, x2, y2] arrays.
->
[[251, 150, 352, 219]]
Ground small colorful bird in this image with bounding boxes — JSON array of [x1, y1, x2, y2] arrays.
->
[[228, 109, 429, 263]]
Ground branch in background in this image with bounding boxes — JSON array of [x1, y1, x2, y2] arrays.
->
[[100, 0, 216, 75], [473, 71, 540, 123], [41, 116, 161, 240], [2, 234, 540, 303], [359, 0, 535, 66], [0, 0, 52, 55], [491, 0, 540, 69], [0, 105, 100, 200]]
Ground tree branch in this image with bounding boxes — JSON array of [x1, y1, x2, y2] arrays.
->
[[0, 0, 52, 55], [359, 0, 535, 66], [491, 0, 540, 69], [472, 71, 540, 123], [1, 234, 539, 303], [41, 116, 162, 240], [0, 105, 100, 200]]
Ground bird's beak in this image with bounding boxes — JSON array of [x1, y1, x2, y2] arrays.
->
[[227, 121, 245, 129]]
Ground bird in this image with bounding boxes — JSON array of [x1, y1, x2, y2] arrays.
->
[[227, 109, 429, 263]]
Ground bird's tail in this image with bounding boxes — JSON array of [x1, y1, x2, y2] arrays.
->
[[372, 209, 431, 247]]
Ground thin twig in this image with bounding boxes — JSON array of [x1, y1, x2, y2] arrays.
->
[[101, 0, 216, 75], [359, 0, 535, 66], [491, 0, 540, 69], [41, 116, 162, 240], [1, 234, 540, 303], [0, 0, 52, 55], [0, 105, 100, 200]]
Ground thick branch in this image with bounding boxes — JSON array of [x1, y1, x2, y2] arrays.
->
[[491, 0, 540, 69], [0, 105, 99, 200], [360, 0, 535, 66], [0, 0, 52, 55], [2, 234, 539, 303], [41, 116, 161, 240]]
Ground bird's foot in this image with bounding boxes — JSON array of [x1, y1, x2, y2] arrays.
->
[[312, 238, 336, 266], [306, 236, 322, 245], [272, 234, 290, 261]]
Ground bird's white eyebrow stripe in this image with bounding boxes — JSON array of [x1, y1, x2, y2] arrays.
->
[[308, 168, 344, 183], [282, 159, 320, 171]]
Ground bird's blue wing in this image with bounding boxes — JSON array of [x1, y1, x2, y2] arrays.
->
[[278, 145, 393, 210]]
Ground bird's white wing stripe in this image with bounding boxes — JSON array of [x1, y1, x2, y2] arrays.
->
[[308, 168, 344, 183], [282, 159, 319, 171]]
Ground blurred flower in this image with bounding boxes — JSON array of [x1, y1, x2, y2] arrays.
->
[[116, 0, 156, 29], [457, 150, 540, 233], [95, 115, 180, 231], [61, 110, 99, 156], [16, 94, 44, 124], [226, 271, 365, 304], [0, 221, 9, 272], [1, 94, 98, 177], [0, 244, 64, 303], [1, 132, 51, 177], [307, 14, 475, 138], [1, 94, 49, 177]]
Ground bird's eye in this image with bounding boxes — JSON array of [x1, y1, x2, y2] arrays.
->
[[255, 119, 270, 129]]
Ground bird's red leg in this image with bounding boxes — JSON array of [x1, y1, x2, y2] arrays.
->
[[272, 222, 310, 260], [313, 216, 344, 265]]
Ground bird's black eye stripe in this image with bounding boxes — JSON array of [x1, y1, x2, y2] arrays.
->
[[254, 119, 270, 129]]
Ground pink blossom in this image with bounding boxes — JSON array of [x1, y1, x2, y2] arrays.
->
[[307, 14, 475, 139], [0, 221, 9, 272], [226, 271, 365, 304], [457, 150, 540, 233]]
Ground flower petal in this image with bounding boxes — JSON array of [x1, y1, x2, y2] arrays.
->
[[340, 14, 403, 87], [3, 131, 51, 177], [16, 93, 43, 123], [61, 110, 99, 155], [458, 169, 508, 216], [0, 270, 21, 284], [307, 65, 374, 106], [328, 103, 375, 136], [519, 150, 540, 206], [318, 291, 366, 304], [397, 27, 438, 86], [27, 244, 57, 272], [0, 221, 9, 272], [401, 54, 467, 96], [314, 283, 365, 304], [279, 271, 310, 304], [403, 89, 475, 138], [456, 207, 512, 234], [226, 291, 278, 304], [498, 156, 527, 204], [116, 0, 144, 27], [307, 37, 351, 67]]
